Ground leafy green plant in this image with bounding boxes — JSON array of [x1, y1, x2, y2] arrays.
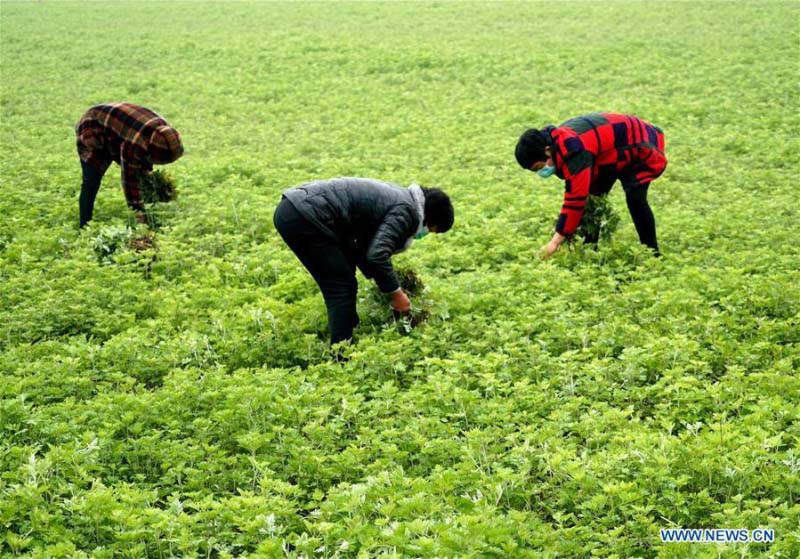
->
[[138, 170, 178, 230], [1, 2, 799, 558], [573, 194, 621, 244], [360, 267, 432, 335], [140, 169, 177, 203], [90, 225, 133, 264], [393, 267, 431, 333]]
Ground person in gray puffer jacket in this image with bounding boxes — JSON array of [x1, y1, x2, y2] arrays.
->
[[274, 177, 454, 345]]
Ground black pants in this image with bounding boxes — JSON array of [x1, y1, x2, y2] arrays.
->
[[79, 160, 104, 227], [625, 184, 658, 255], [273, 198, 359, 344], [591, 169, 659, 254]]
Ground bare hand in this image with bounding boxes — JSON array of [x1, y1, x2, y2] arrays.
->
[[391, 289, 411, 312], [539, 232, 566, 260]]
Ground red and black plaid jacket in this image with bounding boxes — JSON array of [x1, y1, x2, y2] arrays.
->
[[547, 112, 667, 235], [76, 103, 183, 210]]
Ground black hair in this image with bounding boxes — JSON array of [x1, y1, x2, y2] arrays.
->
[[421, 188, 454, 233], [515, 128, 550, 169]]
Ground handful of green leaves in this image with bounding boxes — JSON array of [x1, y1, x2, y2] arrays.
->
[[574, 194, 620, 243], [392, 268, 431, 333], [91, 225, 132, 264], [90, 226, 156, 265], [140, 169, 177, 203]]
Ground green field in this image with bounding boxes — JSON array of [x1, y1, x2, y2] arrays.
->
[[1, 1, 799, 557]]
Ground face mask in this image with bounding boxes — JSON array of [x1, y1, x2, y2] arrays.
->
[[537, 165, 556, 179], [414, 227, 429, 240]]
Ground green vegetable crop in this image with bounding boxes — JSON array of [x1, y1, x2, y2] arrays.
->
[[574, 194, 621, 244], [140, 169, 178, 204], [1, 2, 798, 558]]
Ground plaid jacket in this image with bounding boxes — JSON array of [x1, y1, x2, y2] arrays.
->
[[76, 103, 183, 210], [547, 112, 667, 235]]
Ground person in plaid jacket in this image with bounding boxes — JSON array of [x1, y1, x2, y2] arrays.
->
[[75, 102, 184, 227], [515, 112, 667, 259]]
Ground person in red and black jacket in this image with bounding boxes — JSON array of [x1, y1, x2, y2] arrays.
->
[[76, 102, 184, 227], [515, 112, 667, 259]]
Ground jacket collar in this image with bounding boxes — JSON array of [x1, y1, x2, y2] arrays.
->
[[408, 183, 425, 234], [543, 125, 565, 179], [398, 183, 426, 252]]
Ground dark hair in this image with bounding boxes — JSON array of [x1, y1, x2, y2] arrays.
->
[[515, 128, 549, 169], [422, 188, 454, 233]]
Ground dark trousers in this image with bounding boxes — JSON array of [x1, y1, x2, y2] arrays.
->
[[79, 160, 104, 227], [273, 198, 359, 344], [625, 184, 658, 255], [591, 169, 659, 254]]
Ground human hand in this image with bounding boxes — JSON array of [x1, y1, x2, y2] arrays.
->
[[539, 232, 566, 260], [538, 240, 559, 260], [390, 289, 411, 313]]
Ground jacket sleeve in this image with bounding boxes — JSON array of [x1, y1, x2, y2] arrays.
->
[[119, 143, 150, 211], [76, 122, 113, 175], [556, 150, 594, 236], [362, 205, 416, 293]]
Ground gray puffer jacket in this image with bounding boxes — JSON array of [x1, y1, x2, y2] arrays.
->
[[283, 177, 424, 293]]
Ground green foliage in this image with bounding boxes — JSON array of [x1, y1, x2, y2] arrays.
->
[[140, 169, 178, 204], [1, 2, 799, 558], [574, 194, 621, 244], [361, 267, 432, 336], [90, 224, 134, 264]]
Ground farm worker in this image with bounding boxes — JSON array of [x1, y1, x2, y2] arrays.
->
[[515, 112, 667, 258], [274, 178, 454, 345], [75, 102, 184, 227]]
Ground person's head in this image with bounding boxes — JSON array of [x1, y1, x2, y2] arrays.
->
[[515, 128, 554, 174], [421, 187, 454, 233], [149, 125, 184, 164]]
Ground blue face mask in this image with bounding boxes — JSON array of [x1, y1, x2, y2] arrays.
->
[[414, 227, 429, 240], [537, 165, 556, 179]]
